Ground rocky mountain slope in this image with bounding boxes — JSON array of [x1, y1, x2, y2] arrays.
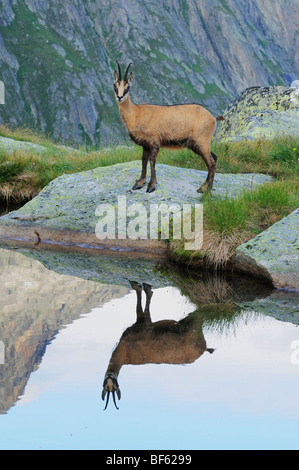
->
[[0, 0, 298, 146]]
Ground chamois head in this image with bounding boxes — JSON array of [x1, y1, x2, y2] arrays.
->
[[102, 372, 121, 410], [113, 62, 133, 103]]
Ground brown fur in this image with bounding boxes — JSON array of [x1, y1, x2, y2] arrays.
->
[[114, 64, 223, 193], [120, 98, 217, 148]]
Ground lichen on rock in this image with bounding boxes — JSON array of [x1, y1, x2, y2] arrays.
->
[[215, 86, 299, 142]]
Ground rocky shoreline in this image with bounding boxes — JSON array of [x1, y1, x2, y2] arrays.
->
[[0, 160, 297, 291]]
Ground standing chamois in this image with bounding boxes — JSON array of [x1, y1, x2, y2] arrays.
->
[[113, 62, 224, 193], [102, 281, 214, 410]]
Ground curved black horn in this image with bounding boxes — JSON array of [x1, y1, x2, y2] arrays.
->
[[104, 391, 110, 410], [116, 61, 122, 80], [124, 62, 133, 82], [112, 391, 119, 410]]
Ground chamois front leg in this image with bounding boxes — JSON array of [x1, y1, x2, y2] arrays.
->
[[147, 146, 159, 193], [142, 283, 153, 316], [132, 147, 150, 190], [129, 280, 152, 324]]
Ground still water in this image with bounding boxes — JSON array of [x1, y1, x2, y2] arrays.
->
[[0, 245, 298, 450]]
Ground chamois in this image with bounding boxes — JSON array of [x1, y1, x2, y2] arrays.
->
[[113, 62, 224, 193], [102, 281, 214, 410]]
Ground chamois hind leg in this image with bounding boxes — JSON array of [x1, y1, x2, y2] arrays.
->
[[191, 142, 216, 193], [132, 147, 149, 190], [147, 147, 159, 193], [211, 152, 218, 163]]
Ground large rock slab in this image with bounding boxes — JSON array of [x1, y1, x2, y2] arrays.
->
[[0, 161, 272, 253], [234, 209, 299, 291], [0, 135, 47, 154], [215, 86, 299, 142], [0, 135, 78, 155]]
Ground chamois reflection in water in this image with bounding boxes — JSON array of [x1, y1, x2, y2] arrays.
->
[[102, 281, 215, 410]]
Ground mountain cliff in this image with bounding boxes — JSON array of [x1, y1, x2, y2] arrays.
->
[[0, 0, 298, 146]]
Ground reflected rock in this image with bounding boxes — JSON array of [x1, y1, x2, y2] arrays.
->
[[0, 248, 128, 414]]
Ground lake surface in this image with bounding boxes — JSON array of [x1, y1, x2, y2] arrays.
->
[[0, 245, 298, 450]]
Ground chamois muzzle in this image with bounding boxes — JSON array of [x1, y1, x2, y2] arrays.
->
[[102, 373, 121, 410]]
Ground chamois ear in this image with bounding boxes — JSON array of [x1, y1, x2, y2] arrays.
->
[[127, 72, 133, 85], [113, 70, 119, 83]]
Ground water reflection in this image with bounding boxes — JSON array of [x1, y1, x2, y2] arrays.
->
[[0, 245, 298, 425], [102, 281, 215, 410]]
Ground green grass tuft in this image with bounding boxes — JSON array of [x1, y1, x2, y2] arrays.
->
[[204, 179, 298, 236], [204, 195, 248, 235]]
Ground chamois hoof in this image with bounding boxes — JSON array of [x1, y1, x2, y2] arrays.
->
[[129, 280, 142, 291], [142, 282, 152, 291], [132, 182, 145, 190], [143, 283, 153, 298], [146, 186, 156, 193], [197, 184, 211, 193]]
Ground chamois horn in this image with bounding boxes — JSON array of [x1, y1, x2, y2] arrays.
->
[[103, 389, 110, 410], [116, 60, 122, 80], [124, 62, 133, 82], [102, 389, 120, 411], [112, 390, 119, 410]]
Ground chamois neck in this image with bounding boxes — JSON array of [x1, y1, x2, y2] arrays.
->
[[106, 341, 126, 377], [118, 94, 136, 130], [106, 362, 122, 377]]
